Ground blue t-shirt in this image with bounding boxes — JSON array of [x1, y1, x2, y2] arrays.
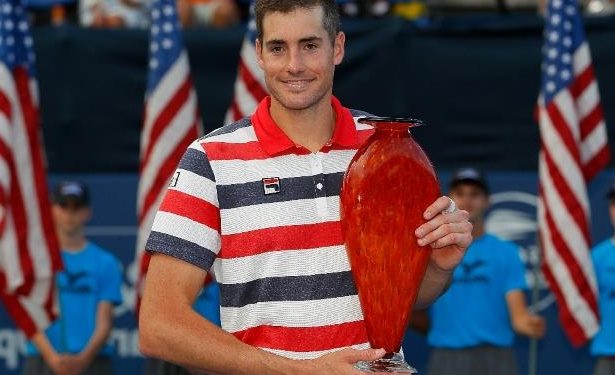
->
[[194, 281, 221, 326], [27, 242, 123, 356], [590, 238, 615, 356], [428, 234, 527, 348]]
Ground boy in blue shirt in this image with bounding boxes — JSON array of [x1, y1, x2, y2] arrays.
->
[[590, 181, 615, 375], [24, 181, 123, 375], [426, 168, 546, 375]]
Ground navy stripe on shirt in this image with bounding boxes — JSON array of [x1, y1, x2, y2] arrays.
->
[[146, 231, 217, 271], [205, 118, 252, 139], [217, 172, 344, 209], [177, 147, 216, 182], [219, 271, 357, 308]]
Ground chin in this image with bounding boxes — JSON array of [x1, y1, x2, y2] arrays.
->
[[277, 93, 327, 111]]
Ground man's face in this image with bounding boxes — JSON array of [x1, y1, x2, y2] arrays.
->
[[255, 6, 345, 112], [52, 203, 91, 236], [449, 183, 489, 223]]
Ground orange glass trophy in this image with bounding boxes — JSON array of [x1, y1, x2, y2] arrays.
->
[[340, 117, 440, 373]]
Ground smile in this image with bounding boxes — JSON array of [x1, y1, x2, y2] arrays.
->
[[283, 79, 313, 89]]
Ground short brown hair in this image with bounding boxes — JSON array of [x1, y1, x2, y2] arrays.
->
[[254, 0, 341, 44]]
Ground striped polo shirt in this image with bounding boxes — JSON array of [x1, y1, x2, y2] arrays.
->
[[146, 96, 375, 359]]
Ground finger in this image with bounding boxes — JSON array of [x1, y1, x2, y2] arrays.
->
[[423, 196, 454, 220], [415, 209, 470, 240], [417, 220, 469, 247], [426, 230, 472, 250], [342, 348, 386, 363]]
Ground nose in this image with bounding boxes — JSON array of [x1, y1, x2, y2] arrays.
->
[[286, 47, 305, 74]]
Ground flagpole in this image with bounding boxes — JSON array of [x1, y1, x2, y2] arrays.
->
[[528, 240, 542, 375]]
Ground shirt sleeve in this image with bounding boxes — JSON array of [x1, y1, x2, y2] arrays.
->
[[504, 242, 527, 293], [98, 255, 123, 306], [145, 140, 221, 272]]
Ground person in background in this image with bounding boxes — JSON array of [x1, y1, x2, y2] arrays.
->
[[177, 0, 240, 28], [426, 168, 546, 375], [79, 0, 150, 28], [590, 180, 615, 375], [24, 181, 123, 375]]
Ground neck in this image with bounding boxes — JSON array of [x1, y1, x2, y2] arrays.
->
[[58, 231, 87, 252], [472, 219, 485, 239], [269, 96, 335, 153]]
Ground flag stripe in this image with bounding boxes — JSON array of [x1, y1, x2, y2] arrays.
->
[[136, 0, 204, 313], [579, 104, 603, 139], [140, 76, 193, 173], [224, 11, 268, 124], [542, 148, 590, 244], [0, 291, 37, 337], [0, 0, 61, 338], [139, 123, 197, 224], [239, 60, 268, 102], [537, 0, 608, 345], [540, 257, 588, 345], [14, 71, 61, 275], [582, 144, 610, 182], [538, 182, 599, 342]]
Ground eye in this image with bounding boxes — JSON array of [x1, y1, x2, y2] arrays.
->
[[305, 43, 318, 50], [270, 45, 283, 54]]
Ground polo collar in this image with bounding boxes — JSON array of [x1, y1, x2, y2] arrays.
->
[[251, 96, 358, 155]]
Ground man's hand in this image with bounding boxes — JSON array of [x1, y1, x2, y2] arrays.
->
[[308, 348, 390, 374], [415, 196, 472, 273]]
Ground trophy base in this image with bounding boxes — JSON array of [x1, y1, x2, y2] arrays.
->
[[355, 352, 417, 373]]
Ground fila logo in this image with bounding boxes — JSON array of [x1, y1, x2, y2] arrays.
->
[[263, 177, 281, 195]]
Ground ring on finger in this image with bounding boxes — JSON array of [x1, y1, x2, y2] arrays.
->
[[442, 198, 457, 215]]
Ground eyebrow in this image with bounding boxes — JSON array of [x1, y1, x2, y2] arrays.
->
[[265, 36, 323, 47]]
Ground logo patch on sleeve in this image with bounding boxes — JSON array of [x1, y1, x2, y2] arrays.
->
[[262, 177, 281, 195], [169, 171, 181, 187]]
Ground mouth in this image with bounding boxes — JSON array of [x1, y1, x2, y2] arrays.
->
[[282, 78, 314, 90]]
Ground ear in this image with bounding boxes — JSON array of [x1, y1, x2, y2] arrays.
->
[[333, 32, 345, 66], [255, 38, 265, 69]]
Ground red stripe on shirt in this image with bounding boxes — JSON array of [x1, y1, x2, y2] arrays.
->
[[232, 320, 368, 352], [219, 221, 343, 259], [159, 189, 221, 232]]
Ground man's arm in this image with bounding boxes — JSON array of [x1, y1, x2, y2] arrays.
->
[[139, 253, 388, 375], [414, 196, 472, 309], [506, 290, 546, 339], [63, 302, 114, 374]]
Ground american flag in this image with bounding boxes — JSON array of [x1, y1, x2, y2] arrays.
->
[[224, 4, 268, 124], [537, 0, 610, 346], [136, 0, 201, 309], [0, 0, 62, 338]]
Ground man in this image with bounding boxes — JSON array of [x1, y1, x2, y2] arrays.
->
[[24, 181, 123, 375], [138, 0, 473, 373], [590, 180, 615, 375], [426, 168, 545, 375]]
